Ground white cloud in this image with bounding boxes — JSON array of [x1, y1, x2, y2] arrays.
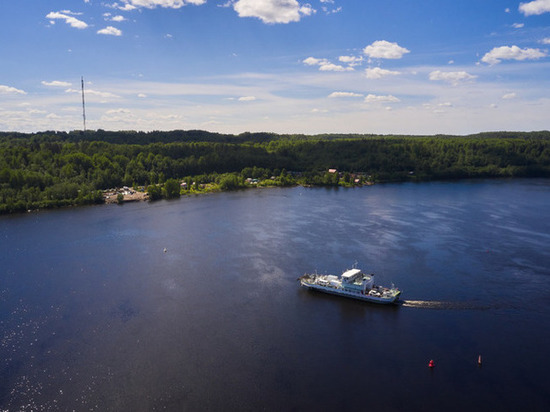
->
[[339, 55, 363, 66], [66, 88, 119, 98], [429, 70, 477, 84], [138, 93, 147, 98], [512, 23, 525, 28], [60, 10, 83, 16], [321, 6, 341, 15], [328, 92, 363, 98], [299, 4, 316, 17], [233, 0, 313, 24], [320, 0, 340, 15], [481, 45, 547, 64], [364, 94, 400, 103], [303, 57, 325, 66], [519, 0, 550, 16], [106, 108, 131, 114], [114, 0, 206, 10], [363, 40, 410, 59], [46, 11, 88, 29], [97, 26, 123, 36], [42, 80, 72, 87], [365, 67, 401, 79], [319, 63, 353, 72], [238, 96, 257, 101], [541, 37, 550, 44], [502, 92, 517, 99], [303, 57, 353, 71], [106, 14, 126, 22], [0, 85, 27, 95]]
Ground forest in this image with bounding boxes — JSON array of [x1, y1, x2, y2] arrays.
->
[[1, 130, 550, 214]]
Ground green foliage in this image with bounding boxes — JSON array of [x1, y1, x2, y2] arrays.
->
[[147, 184, 162, 201], [219, 174, 245, 191], [1, 129, 550, 214], [163, 178, 181, 198]]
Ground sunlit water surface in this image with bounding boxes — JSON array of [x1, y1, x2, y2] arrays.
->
[[1, 179, 549, 411]]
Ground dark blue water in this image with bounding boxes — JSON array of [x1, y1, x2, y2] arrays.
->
[[1, 179, 550, 411]]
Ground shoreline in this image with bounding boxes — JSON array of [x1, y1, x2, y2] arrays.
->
[[4, 175, 546, 216]]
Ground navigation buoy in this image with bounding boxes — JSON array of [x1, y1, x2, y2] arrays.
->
[[478, 355, 482, 366], [428, 360, 435, 368]]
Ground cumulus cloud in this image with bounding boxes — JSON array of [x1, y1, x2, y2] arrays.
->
[[519, 0, 550, 16], [363, 40, 410, 59], [0, 85, 27, 95], [46, 11, 88, 29], [429, 70, 477, 84], [364, 94, 400, 103], [481, 45, 547, 64], [233, 0, 313, 24], [97, 26, 123, 36], [113, 0, 206, 10], [365, 67, 401, 79], [328, 92, 363, 98], [42, 80, 72, 87], [541, 37, 550, 44]]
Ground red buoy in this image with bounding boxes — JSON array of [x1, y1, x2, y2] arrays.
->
[[428, 360, 435, 368]]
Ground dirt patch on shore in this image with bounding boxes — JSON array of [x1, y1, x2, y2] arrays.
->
[[104, 191, 149, 204]]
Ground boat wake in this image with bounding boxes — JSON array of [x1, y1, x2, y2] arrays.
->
[[401, 300, 494, 310]]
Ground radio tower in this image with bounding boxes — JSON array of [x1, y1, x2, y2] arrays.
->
[[81, 76, 87, 131]]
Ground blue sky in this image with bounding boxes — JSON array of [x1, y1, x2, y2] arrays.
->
[[1, 0, 549, 134]]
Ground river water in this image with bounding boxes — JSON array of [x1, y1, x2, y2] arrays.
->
[[1, 179, 549, 411]]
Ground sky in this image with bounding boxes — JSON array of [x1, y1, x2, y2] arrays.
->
[[1, 0, 550, 135]]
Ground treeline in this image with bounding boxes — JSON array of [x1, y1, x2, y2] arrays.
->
[[1, 130, 550, 214]]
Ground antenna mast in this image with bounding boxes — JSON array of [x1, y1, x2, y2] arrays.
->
[[81, 76, 86, 131]]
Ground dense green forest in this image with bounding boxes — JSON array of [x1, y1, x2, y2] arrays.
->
[[1, 130, 550, 214]]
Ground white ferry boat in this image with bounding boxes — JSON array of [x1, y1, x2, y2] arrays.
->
[[299, 267, 401, 304]]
